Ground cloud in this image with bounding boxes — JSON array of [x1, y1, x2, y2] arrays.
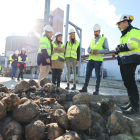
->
[[76, 0, 120, 28]]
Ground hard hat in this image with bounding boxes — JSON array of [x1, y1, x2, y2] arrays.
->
[[15, 50, 19, 54], [43, 25, 54, 32], [22, 48, 26, 51], [69, 29, 75, 34], [55, 32, 62, 37], [116, 14, 134, 25], [93, 24, 101, 31]]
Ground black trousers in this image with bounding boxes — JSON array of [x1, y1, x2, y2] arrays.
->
[[18, 64, 24, 79], [120, 64, 139, 108], [52, 69, 62, 87]]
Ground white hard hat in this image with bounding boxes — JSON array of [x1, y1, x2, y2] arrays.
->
[[69, 29, 75, 34], [22, 48, 26, 51], [93, 24, 101, 31], [55, 32, 62, 37], [15, 50, 19, 54], [43, 25, 54, 32], [116, 14, 134, 25]]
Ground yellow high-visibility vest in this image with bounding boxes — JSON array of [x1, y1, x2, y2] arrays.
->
[[51, 42, 65, 60], [88, 36, 105, 61], [38, 37, 51, 56], [65, 40, 80, 59]]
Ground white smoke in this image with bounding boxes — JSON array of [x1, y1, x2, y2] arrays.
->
[[76, 0, 120, 28]]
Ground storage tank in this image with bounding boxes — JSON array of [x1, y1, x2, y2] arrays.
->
[[5, 36, 26, 55]]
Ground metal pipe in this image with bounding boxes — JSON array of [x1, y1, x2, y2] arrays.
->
[[75, 27, 80, 38], [44, 0, 50, 26], [62, 4, 70, 81], [64, 4, 70, 45], [68, 21, 82, 30], [78, 29, 82, 76]]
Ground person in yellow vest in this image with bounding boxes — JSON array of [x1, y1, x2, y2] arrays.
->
[[8, 50, 19, 80], [51, 32, 65, 91], [37, 25, 53, 87], [17, 48, 28, 81], [115, 14, 140, 114], [65, 29, 80, 90], [79, 24, 109, 95]]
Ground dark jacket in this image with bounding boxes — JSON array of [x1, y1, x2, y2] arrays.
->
[[116, 25, 140, 65], [37, 36, 53, 66], [18, 54, 28, 63], [11, 54, 18, 67]]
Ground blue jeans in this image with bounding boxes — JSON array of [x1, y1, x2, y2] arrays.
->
[[84, 60, 102, 91], [12, 65, 17, 78]]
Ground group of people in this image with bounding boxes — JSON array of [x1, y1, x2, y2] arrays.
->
[[9, 48, 28, 81], [37, 14, 140, 115], [8, 13, 140, 115], [37, 26, 80, 91]]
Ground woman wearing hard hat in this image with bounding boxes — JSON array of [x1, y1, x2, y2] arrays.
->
[[17, 48, 28, 81], [8, 50, 19, 80], [37, 25, 53, 87], [65, 29, 80, 90], [51, 32, 65, 92]]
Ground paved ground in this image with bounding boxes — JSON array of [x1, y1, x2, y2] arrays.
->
[[1, 77, 140, 126], [0, 77, 128, 96]]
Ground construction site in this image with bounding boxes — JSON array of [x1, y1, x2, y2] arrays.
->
[[0, 0, 140, 140]]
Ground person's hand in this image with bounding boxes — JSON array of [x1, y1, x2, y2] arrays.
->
[[76, 61, 79, 65], [90, 49, 93, 54], [46, 59, 50, 63], [93, 49, 100, 55], [115, 49, 119, 54], [54, 47, 58, 51]]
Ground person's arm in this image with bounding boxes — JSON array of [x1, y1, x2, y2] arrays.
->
[[9, 54, 13, 61], [39, 39, 51, 59], [87, 46, 91, 54], [25, 55, 28, 62], [77, 44, 80, 61], [115, 30, 140, 53], [57, 46, 66, 53], [41, 49, 50, 59], [100, 38, 109, 54]]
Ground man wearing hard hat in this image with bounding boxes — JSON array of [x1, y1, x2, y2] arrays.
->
[[8, 50, 19, 80], [115, 14, 140, 114], [79, 24, 109, 95]]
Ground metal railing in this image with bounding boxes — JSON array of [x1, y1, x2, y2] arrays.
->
[[81, 50, 116, 59]]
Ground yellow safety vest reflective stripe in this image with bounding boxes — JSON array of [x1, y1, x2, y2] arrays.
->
[[51, 42, 65, 60], [65, 40, 80, 59], [38, 37, 51, 56], [119, 29, 140, 58], [88, 36, 105, 61]]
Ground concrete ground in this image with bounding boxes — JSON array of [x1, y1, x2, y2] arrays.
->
[[0, 77, 128, 96], [0, 77, 140, 126]]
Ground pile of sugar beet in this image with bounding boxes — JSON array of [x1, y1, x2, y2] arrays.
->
[[0, 77, 140, 140]]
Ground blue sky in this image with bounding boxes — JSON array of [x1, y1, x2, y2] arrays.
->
[[0, 0, 140, 55]]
